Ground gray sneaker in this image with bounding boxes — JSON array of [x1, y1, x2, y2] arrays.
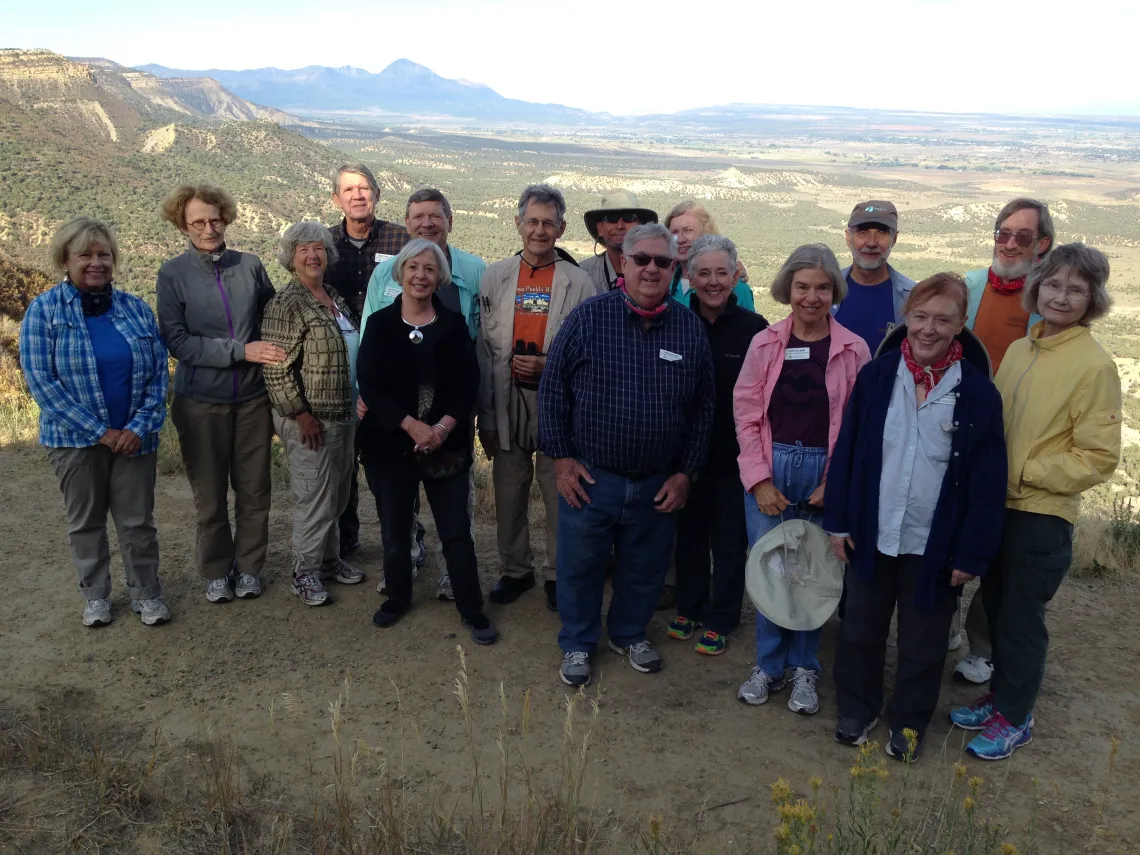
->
[[82, 598, 112, 627], [206, 576, 234, 604], [234, 573, 262, 599], [737, 667, 787, 705], [291, 572, 330, 607], [329, 558, 364, 585], [436, 573, 455, 601], [376, 564, 418, 594], [608, 639, 662, 673], [560, 651, 591, 687], [788, 667, 820, 715], [130, 598, 171, 626]]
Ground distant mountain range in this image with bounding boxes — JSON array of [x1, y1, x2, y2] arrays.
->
[[139, 59, 601, 124]]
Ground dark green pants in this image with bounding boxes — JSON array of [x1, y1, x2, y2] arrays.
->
[[983, 509, 1073, 726]]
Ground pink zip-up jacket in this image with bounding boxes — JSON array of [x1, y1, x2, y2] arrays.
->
[[733, 315, 871, 491]]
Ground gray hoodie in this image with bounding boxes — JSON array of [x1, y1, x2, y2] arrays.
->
[[156, 245, 276, 404]]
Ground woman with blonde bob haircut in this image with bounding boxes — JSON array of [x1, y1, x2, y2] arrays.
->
[[952, 243, 1122, 761], [21, 218, 171, 627], [824, 273, 1006, 759], [732, 243, 869, 715]]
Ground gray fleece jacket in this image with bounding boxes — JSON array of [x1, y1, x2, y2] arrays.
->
[[156, 245, 276, 404]]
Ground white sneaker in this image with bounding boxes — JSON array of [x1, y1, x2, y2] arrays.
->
[[206, 576, 234, 603], [788, 667, 820, 715], [437, 573, 455, 601], [376, 564, 418, 594], [329, 558, 364, 585], [737, 667, 787, 705], [82, 598, 112, 627], [130, 598, 171, 626], [954, 654, 993, 685], [234, 573, 262, 599]]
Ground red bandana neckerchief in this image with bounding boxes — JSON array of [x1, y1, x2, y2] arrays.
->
[[618, 278, 669, 319], [901, 337, 963, 396], [987, 267, 1026, 295]]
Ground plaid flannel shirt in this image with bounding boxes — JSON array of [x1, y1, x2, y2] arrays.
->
[[19, 282, 169, 454], [326, 218, 409, 319]]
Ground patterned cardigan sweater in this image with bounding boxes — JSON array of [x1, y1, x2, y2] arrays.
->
[[261, 279, 356, 422]]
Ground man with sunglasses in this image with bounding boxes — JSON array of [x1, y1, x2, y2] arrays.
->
[[476, 184, 597, 612], [580, 190, 658, 292], [953, 197, 1054, 687], [539, 222, 714, 687]]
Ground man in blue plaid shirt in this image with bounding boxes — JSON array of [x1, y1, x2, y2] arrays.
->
[[539, 223, 715, 687]]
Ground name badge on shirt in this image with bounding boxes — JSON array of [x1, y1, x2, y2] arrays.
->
[[375, 252, 394, 264], [784, 347, 810, 361], [659, 349, 683, 362], [383, 285, 401, 298]]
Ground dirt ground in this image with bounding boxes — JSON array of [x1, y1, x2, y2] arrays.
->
[[2, 444, 1138, 852]]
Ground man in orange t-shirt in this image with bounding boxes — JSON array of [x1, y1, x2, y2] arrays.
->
[[955, 197, 1054, 687]]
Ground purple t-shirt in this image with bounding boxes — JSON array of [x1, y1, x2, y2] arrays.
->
[[768, 333, 830, 448]]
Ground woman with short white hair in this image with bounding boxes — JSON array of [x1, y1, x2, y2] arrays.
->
[[262, 221, 365, 607]]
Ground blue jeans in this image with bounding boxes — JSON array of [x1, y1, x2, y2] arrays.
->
[[745, 442, 827, 674], [557, 465, 675, 653]]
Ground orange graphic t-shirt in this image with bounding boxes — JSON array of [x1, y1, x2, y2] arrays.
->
[[513, 263, 554, 352], [973, 287, 1030, 374]]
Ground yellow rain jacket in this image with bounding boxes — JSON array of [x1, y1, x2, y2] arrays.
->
[[995, 322, 1122, 523]]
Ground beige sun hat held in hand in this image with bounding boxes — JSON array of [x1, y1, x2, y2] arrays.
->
[[746, 519, 844, 631]]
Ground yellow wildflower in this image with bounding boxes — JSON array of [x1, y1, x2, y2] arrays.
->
[[771, 778, 793, 804], [809, 776, 823, 792], [954, 763, 967, 779], [969, 776, 983, 793], [1000, 845, 1020, 855], [775, 823, 791, 841], [963, 796, 975, 811]]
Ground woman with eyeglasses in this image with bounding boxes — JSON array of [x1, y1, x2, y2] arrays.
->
[[357, 239, 493, 644], [156, 184, 284, 605], [951, 244, 1121, 762], [732, 244, 870, 716], [823, 274, 1006, 761]]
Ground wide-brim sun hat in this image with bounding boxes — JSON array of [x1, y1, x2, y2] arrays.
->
[[746, 519, 844, 631], [583, 189, 658, 242]]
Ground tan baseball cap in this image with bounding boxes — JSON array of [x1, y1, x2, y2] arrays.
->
[[848, 200, 898, 231]]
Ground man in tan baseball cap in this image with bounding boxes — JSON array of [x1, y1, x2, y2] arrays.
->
[[580, 190, 658, 292]]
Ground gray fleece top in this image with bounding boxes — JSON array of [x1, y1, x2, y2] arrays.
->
[[156, 245, 276, 404]]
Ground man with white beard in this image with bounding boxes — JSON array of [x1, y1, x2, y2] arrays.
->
[[953, 197, 1055, 685], [834, 201, 915, 354]]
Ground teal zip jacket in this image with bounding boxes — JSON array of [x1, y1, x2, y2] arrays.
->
[[360, 244, 486, 339], [669, 265, 755, 311]]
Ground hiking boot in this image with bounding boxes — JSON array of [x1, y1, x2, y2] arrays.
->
[[234, 573, 262, 599], [328, 558, 364, 585], [737, 667, 787, 705], [834, 715, 878, 746], [372, 600, 408, 627], [130, 598, 171, 626], [954, 654, 993, 685], [788, 667, 820, 715], [885, 728, 921, 762], [608, 639, 663, 673], [82, 598, 113, 627], [950, 693, 995, 731], [560, 651, 591, 687], [695, 630, 727, 656], [463, 612, 498, 645], [544, 580, 557, 612], [375, 564, 418, 595], [206, 576, 234, 604], [291, 572, 329, 607], [966, 713, 1033, 761], [489, 573, 534, 605], [436, 573, 455, 601], [666, 615, 698, 641]]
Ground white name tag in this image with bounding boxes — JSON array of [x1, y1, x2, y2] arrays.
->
[[375, 252, 394, 264], [784, 347, 810, 361], [383, 285, 401, 298], [659, 349, 683, 362]]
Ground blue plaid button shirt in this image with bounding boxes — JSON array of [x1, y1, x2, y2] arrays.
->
[[20, 282, 169, 454], [538, 290, 714, 476]]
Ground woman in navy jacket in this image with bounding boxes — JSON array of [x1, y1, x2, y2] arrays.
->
[[823, 273, 1007, 760]]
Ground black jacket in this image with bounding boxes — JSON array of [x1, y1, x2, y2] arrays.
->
[[357, 294, 479, 464], [688, 293, 769, 476]]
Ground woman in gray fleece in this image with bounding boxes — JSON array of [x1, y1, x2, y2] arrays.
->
[[156, 184, 284, 603]]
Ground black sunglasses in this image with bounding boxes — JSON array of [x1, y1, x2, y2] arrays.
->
[[628, 253, 675, 269], [602, 212, 642, 224]]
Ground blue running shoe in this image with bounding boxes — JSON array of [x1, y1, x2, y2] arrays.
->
[[966, 713, 1033, 761], [949, 693, 994, 731]]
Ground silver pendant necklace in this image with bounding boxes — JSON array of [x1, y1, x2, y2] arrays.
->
[[403, 314, 437, 344]]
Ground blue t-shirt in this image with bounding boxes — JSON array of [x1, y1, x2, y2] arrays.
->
[[84, 314, 133, 430], [835, 274, 895, 354]]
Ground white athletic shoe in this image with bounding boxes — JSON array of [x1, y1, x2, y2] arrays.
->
[[130, 598, 171, 626], [954, 654, 993, 685], [206, 576, 234, 603], [234, 573, 262, 599], [82, 598, 113, 627]]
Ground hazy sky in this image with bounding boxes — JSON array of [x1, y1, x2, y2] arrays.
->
[[9, 0, 1139, 116]]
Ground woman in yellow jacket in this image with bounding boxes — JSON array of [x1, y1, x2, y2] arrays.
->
[[951, 243, 1121, 761]]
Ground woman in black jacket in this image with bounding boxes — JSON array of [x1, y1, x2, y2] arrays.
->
[[357, 239, 493, 644]]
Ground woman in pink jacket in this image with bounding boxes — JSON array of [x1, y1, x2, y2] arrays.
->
[[733, 244, 871, 716]]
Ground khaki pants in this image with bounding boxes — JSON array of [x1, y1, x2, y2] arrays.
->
[[171, 395, 273, 580], [275, 414, 355, 575], [48, 446, 161, 601], [492, 445, 557, 581]]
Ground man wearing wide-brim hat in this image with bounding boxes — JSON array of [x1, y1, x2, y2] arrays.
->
[[580, 190, 658, 293]]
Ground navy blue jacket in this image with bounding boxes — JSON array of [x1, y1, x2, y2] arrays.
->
[[823, 342, 1007, 608]]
